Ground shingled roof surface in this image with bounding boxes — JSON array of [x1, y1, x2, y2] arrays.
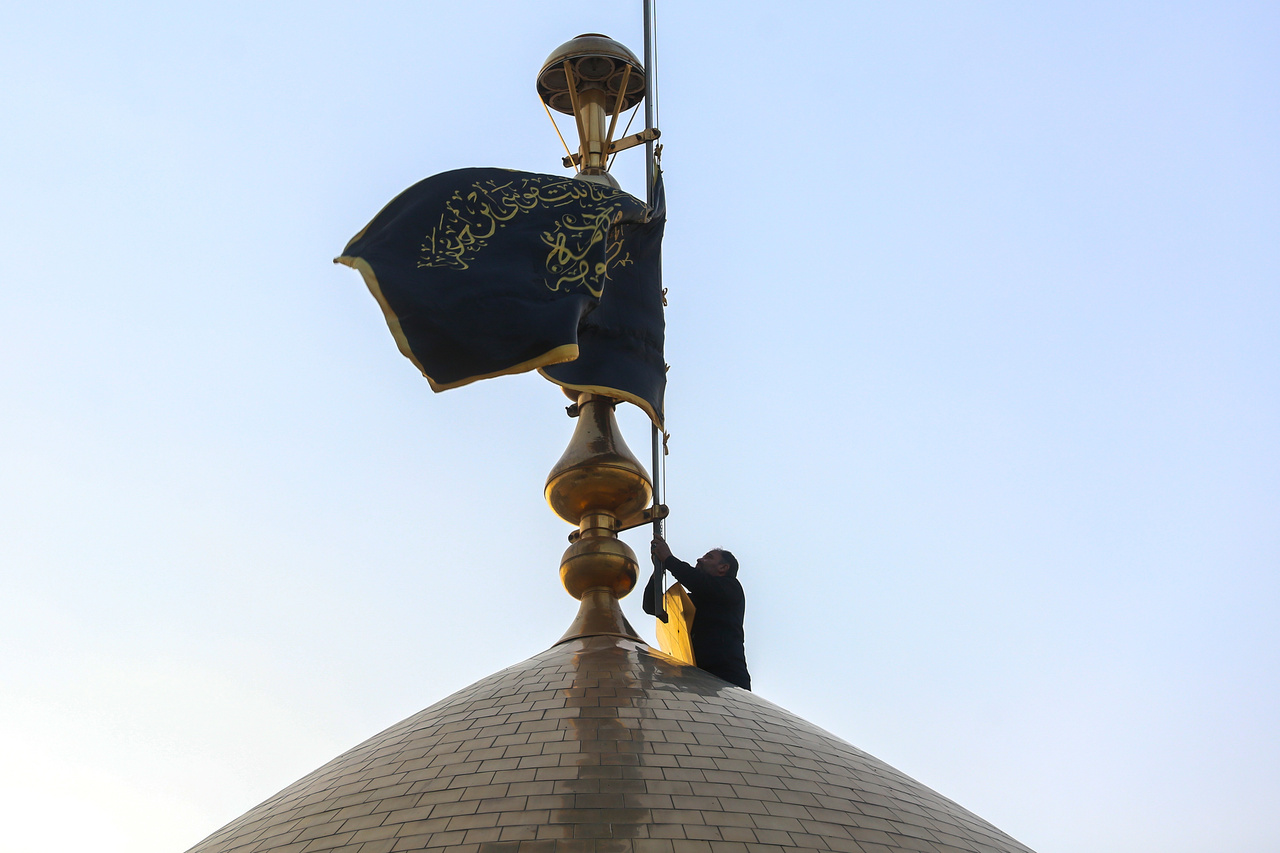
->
[[186, 634, 1035, 853]]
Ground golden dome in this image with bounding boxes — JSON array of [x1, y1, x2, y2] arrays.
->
[[185, 632, 1035, 853]]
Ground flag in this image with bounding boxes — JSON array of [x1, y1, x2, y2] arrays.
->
[[540, 171, 665, 424], [336, 167, 665, 425]]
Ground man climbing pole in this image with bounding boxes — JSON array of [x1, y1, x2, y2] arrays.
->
[[644, 536, 752, 690]]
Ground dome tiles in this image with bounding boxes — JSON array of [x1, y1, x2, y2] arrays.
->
[[185, 634, 1035, 853]]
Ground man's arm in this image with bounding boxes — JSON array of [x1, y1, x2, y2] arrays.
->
[[642, 536, 670, 619], [665, 558, 737, 603], [650, 537, 737, 603]]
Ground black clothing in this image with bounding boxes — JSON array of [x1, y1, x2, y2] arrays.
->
[[643, 556, 751, 690]]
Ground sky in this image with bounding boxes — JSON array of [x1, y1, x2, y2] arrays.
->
[[1, 2, 1277, 852]]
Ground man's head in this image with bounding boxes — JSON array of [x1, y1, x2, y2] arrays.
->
[[695, 548, 739, 579]]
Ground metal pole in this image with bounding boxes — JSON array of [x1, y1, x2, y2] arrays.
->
[[644, 0, 667, 622], [644, 0, 659, 506], [644, 0, 660, 540], [644, 0, 656, 208]]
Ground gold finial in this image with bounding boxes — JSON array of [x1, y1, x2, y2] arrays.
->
[[546, 393, 650, 596], [546, 393, 664, 641], [538, 35, 664, 640]]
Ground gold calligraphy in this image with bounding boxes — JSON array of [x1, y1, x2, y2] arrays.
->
[[538, 208, 634, 298], [419, 175, 636, 297]]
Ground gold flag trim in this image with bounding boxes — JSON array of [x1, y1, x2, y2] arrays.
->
[[335, 255, 580, 392]]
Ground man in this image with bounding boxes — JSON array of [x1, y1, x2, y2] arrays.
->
[[644, 536, 751, 690]]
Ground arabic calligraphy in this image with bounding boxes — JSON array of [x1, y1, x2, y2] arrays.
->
[[419, 175, 635, 296], [539, 208, 634, 297]]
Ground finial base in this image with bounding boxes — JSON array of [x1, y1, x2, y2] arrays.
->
[[555, 587, 643, 645]]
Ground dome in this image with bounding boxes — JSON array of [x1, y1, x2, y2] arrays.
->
[[185, 633, 1034, 853]]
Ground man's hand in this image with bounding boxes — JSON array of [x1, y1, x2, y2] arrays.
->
[[651, 536, 672, 564]]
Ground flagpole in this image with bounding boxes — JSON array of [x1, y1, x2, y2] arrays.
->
[[644, 1, 661, 529], [643, 0, 669, 623], [644, 0, 656, 206]]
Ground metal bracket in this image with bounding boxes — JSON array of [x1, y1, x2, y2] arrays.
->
[[567, 504, 669, 543], [563, 128, 661, 169], [618, 502, 669, 533]]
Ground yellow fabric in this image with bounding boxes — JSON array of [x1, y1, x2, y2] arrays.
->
[[655, 583, 696, 665]]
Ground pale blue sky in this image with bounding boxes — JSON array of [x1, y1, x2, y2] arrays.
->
[[1, 3, 1277, 852]]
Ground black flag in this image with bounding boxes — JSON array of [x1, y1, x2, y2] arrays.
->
[[540, 171, 665, 423], [337, 167, 665, 425]]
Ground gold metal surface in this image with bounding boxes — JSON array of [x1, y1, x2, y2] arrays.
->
[[558, 532, 637, 600], [654, 583, 696, 666], [546, 394, 652, 604], [556, 587, 642, 644], [568, 504, 668, 543], [571, 77, 609, 174], [184, 632, 1038, 853], [545, 395, 652, 527], [537, 34, 646, 117]]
